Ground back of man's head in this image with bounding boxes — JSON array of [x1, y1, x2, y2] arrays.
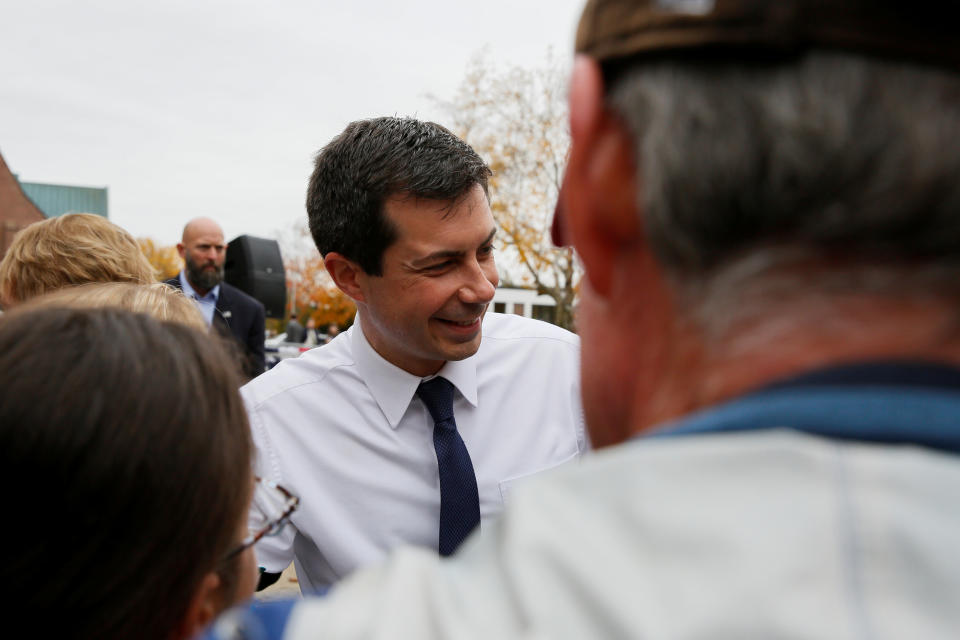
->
[[615, 54, 960, 328], [583, 1, 960, 321], [0, 213, 156, 306], [306, 117, 492, 275], [564, 0, 960, 442]]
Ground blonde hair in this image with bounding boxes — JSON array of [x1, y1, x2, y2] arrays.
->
[[0, 213, 157, 306], [23, 282, 206, 330]]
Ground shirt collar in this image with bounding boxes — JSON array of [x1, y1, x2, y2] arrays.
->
[[179, 270, 220, 303], [350, 314, 479, 430], [646, 360, 960, 455]]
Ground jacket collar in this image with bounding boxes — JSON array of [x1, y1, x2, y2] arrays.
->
[[648, 361, 960, 455]]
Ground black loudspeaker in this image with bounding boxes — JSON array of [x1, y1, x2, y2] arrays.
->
[[225, 235, 286, 319]]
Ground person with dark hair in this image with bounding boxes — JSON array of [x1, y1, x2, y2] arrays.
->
[[323, 322, 338, 342], [164, 217, 266, 380], [210, 1, 960, 638], [285, 312, 306, 343], [0, 307, 296, 639], [242, 117, 586, 592]]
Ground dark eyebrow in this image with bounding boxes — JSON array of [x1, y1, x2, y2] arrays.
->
[[411, 229, 496, 268]]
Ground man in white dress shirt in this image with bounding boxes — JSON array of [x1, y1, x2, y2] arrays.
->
[[243, 117, 587, 592]]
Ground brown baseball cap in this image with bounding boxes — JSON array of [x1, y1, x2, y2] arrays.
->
[[575, 0, 960, 69]]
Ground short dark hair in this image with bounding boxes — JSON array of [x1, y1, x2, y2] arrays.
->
[[0, 307, 251, 639], [306, 117, 492, 275]]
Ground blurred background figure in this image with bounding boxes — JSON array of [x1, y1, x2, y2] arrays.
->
[[285, 312, 306, 343], [0, 307, 267, 639], [0, 212, 155, 307], [323, 322, 339, 344], [165, 217, 266, 380], [303, 317, 320, 346]]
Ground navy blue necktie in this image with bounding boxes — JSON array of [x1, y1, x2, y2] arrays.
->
[[417, 377, 480, 556]]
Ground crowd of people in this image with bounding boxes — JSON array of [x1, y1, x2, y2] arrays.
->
[[2, 0, 959, 638]]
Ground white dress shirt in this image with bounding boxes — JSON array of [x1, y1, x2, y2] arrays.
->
[[242, 311, 587, 591]]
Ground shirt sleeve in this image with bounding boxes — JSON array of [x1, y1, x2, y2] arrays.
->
[[576, 401, 591, 454], [567, 335, 590, 454], [247, 401, 297, 573]]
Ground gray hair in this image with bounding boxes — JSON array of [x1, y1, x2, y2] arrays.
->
[[607, 52, 960, 338]]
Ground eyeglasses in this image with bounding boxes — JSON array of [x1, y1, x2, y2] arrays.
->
[[223, 477, 299, 562]]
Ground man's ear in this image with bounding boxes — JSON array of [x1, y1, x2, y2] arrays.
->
[[564, 55, 641, 298], [176, 571, 221, 640], [324, 252, 366, 302], [176, 243, 186, 260]]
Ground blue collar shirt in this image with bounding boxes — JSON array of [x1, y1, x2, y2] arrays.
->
[[179, 270, 220, 327]]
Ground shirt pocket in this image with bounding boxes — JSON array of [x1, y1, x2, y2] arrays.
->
[[498, 450, 579, 504]]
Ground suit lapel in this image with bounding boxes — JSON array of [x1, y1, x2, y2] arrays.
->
[[213, 284, 233, 336]]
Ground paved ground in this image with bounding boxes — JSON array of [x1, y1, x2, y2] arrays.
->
[[257, 563, 301, 600]]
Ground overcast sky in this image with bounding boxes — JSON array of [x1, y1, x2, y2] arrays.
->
[[1, 0, 584, 247]]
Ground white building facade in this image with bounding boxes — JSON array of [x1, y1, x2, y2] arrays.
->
[[491, 287, 557, 324]]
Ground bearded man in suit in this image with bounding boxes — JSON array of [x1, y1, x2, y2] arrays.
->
[[165, 217, 265, 379]]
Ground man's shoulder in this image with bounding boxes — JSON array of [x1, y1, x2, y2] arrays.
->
[[477, 314, 579, 382], [162, 276, 181, 289], [242, 337, 358, 409], [219, 281, 265, 312], [481, 312, 579, 349]]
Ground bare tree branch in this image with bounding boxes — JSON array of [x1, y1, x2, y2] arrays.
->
[[435, 51, 581, 329]]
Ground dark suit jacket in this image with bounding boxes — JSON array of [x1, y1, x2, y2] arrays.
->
[[164, 275, 266, 380]]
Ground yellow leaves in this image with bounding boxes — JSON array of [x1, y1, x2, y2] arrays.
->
[[435, 50, 582, 330], [285, 251, 356, 328], [303, 286, 356, 328], [137, 237, 182, 281]]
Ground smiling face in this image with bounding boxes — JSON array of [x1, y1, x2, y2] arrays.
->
[[356, 184, 499, 376]]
